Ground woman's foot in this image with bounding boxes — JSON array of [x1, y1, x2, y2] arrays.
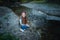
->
[[20, 28, 24, 32]]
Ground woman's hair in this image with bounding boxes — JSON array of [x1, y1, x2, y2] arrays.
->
[[21, 11, 27, 24], [21, 11, 26, 15]]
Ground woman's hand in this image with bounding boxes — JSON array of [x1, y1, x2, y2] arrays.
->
[[26, 24, 30, 27]]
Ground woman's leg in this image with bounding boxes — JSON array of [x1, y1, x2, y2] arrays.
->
[[20, 25, 25, 32], [21, 25, 29, 30]]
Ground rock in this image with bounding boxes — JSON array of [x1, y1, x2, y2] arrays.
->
[[0, 7, 40, 40], [28, 12, 47, 29]]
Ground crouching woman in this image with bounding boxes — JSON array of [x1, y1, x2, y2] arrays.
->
[[19, 11, 29, 32]]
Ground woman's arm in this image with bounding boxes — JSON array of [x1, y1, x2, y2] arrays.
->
[[26, 21, 30, 27], [20, 19, 22, 25], [19, 17, 23, 25]]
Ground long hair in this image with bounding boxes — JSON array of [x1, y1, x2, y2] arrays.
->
[[21, 11, 27, 24]]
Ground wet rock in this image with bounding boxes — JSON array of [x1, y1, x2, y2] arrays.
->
[[28, 12, 47, 29], [0, 7, 19, 35], [0, 7, 40, 40], [21, 2, 60, 16]]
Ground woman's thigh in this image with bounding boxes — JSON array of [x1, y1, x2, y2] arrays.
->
[[21, 25, 28, 30]]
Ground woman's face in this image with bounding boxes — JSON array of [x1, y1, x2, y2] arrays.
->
[[22, 12, 26, 17]]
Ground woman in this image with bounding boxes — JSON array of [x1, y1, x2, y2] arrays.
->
[[19, 11, 29, 32]]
